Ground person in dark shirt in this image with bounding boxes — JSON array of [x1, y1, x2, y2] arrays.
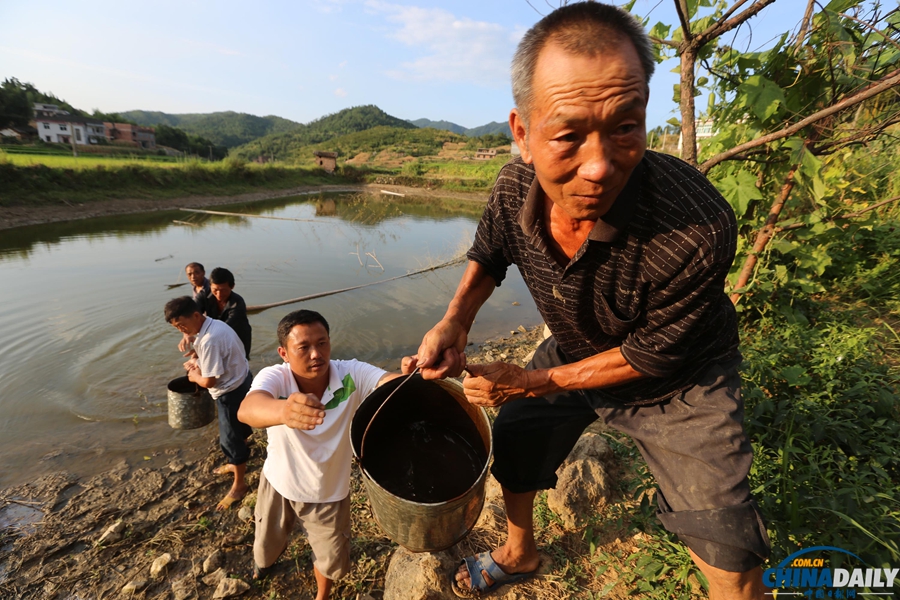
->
[[414, 4, 768, 599], [205, 267, 252, 360]]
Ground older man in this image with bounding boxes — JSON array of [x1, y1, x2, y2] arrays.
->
[[416, 3, 769, 599]]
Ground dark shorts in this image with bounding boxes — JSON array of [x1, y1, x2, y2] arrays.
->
[[491, 337, 770, 572], [216, 371, 253, 465]]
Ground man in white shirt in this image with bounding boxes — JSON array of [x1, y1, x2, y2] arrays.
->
[[238, 309, 412, 600], [165, 296, 253, 511]]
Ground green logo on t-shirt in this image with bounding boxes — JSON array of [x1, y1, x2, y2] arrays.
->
[[324, 373, 356, 410]]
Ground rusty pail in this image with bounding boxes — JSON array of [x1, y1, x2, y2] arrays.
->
[[351, 375, 492, 552], [167, 376, 215, 430]]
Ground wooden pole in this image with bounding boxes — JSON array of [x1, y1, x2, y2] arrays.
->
[[246, 256, 466, 312]]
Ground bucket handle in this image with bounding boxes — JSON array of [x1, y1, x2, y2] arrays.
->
[[360, 366, 420, 462]]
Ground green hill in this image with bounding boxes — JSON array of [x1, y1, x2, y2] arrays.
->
[[465, 120, 512, 137], [408, 118, 467, 134], [119, 110, 301, 148], [291, 126, 466, 163], [409, 118, 513, 138], [231, 105, 417, 161]]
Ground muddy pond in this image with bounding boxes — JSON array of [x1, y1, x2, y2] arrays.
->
[[0, 193, 540, 489]]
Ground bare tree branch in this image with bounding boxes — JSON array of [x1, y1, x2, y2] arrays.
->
[[730, 163, 800, 304], [700, 67, 900, 174], [650, 35, 680, 49], [698, 0, 779, 46], [776, 195, 900, 232], [795, 0, 816, 52], [675, 0, 693, 43]]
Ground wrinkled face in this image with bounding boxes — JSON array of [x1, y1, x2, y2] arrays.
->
[[278, 323, 331, 383], [169, 313, 203, 336], [210, 282, 233, 304], [513, 40, 648, 221], [186, 266, 205, 287]]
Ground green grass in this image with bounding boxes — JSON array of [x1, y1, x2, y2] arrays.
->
[[0, 151, 364, 206]]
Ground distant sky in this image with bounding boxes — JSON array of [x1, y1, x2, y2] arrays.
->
[[0, 0, 806, 129]]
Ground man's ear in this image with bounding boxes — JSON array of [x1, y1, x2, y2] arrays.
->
[[510, 108, 532, 164], [277, 346, 288, 362]]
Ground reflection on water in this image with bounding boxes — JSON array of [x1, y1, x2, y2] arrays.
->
[[0, 193, 539, 489]]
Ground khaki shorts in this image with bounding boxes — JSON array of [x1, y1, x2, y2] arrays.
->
[[253, 471, 351, 580]]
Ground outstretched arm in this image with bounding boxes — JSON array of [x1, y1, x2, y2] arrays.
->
[[416, 261, 496, 380], [462, 346, 645, 407], [238, 390, 327, 431]]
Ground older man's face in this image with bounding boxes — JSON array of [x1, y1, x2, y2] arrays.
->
[[513, 40, 648, 221]]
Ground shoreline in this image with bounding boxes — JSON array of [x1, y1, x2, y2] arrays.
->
[[0, 183, 489, 231]]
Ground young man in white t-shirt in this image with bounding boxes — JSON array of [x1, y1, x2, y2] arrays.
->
[[238, 309, 413, 600]]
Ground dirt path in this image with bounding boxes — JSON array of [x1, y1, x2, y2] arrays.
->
[[0, 183, 489, 231]]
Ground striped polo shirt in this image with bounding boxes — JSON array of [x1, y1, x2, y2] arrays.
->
[[468, 151, 740, 405]]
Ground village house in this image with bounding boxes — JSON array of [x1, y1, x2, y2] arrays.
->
[[313, 151, 338, 173], [0, 125, 37, 141], [32, 103, 106, 146], [104, 122, 156, 149], [29, 103, 110, 146], [474, 148, 497, 160]]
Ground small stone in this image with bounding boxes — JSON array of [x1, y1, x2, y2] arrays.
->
[[518, 325, 527, 334], [213, 577, 250, 598], [168, 459, 186, 473], [202, 567, 227, 587], [116, 565, 126, 572], [237, 506, 253, 521], [203, 549, 224, 574], [512, 301, 520, 306], [500, 353, 508, 360], [510, 330, 517, 335], [98, 519, 126, 546], [149, 552, 173, 578], [121, 580, 147, 594], [222, 532, 246, 547]]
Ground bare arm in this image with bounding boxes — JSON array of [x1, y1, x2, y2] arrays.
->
[[237, 390, 326, 431], [237, 358, 416, 430], [417, 261, 496, 379], [186, 365, 217, 389], [462, 346, 644, 407]]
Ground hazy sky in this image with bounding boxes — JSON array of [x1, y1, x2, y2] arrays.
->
[[1, 0, 804, 129]]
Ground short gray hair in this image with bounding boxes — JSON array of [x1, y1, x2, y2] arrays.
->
[[511, 1, 655, 125]]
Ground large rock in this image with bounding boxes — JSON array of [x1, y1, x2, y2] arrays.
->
[[384, 546, 457, 600], [546, 433, 613, 529], [212, 577, 250, 598], [149, 552, 173, 578], [202, 567, 227, 587], [97, 519, 126, 546], [203, 549, 224, 574]]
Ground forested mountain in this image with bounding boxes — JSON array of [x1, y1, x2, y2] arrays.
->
[[464, 121, 512, 138], [409, 118, 512, 138], [408, 118, 467, 134], [231, 105, 417, 160], [119, 110, 301, 148]]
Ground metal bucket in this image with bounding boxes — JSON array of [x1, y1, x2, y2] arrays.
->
[[167, 376, 215, 430], [351, 375, 492, 553]]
